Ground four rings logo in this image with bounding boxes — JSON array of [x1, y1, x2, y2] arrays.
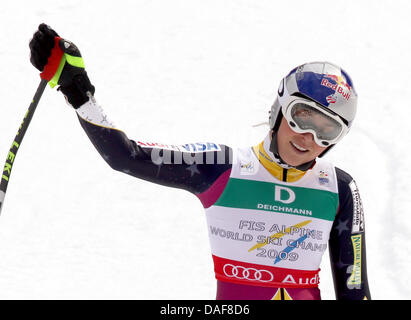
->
[[223, 264, 274, 282], [221, 263, 320, 286]]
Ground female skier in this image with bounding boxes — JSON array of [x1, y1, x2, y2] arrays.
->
[[29, 24, 370, 300]]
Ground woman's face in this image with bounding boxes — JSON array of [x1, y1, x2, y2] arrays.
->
[[276, 117, 328, 167]]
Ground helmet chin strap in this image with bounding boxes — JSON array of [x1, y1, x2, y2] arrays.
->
[[269, 130, 316, 172]]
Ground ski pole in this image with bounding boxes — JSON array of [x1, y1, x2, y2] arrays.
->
[[0, 78, 48, 215]]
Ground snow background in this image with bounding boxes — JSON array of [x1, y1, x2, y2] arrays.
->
[[0, 0, 409, 299]]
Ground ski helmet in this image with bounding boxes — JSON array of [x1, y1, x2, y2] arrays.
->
[[268, 61, 358, 167]]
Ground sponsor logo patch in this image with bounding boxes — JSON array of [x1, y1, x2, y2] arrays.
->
[[318, 170, 330, 185], [347, 234, 362, 288], [349, 180, 365, 233], [240, 161, 254, 174], [137, 141, 221, 153], [321, 74, 351, 101]]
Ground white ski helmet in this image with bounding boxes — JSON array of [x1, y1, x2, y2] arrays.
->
[[270, 61, 357, 136], [268, 61, 358, 168]]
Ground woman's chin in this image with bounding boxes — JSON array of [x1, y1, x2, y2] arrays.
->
[[279, 150, 307, 167]]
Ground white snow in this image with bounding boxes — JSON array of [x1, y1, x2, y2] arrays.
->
[[0, 0, 410, 299]]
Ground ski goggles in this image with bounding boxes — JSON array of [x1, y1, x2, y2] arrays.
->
[[282, 98, 349, 147]]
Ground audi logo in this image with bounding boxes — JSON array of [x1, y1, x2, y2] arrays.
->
[[223, 264, 274, 282]]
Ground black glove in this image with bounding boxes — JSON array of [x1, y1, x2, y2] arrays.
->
[[29, 23, 59, 72], [29, 23, 95, 108]]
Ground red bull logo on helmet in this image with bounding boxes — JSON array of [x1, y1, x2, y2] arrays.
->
[[323, 74, 351, 90], [321, 74, 351, 101]]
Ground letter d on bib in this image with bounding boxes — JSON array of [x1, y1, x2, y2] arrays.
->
[[275, 186, 296, 204]]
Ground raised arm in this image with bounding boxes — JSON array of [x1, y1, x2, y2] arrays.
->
[[74, 98, 232, 195], [29, 23, 232, 198]]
